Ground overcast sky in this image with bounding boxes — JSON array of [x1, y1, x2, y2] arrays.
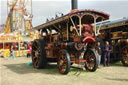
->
[[0, 0, 128, 27]]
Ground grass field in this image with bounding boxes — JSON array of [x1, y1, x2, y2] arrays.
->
[[0, 57, 128, 85]]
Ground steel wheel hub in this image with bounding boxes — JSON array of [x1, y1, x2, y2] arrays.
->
[[35, 51, 39, 57], [59, 60, 64, 66]]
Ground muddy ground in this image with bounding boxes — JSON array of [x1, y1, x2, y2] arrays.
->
[[0, 57, 128, 85]]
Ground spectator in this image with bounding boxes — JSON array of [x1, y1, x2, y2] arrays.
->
[[104, 41, 112, 67], [8, 45, 15, 59], [27, 45, 32, 58], [96, 42, 102, 67]]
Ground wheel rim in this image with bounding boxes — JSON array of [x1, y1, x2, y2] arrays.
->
[[120, 47, 128, 66], [84, 50, 96, 70], [57, 51, 68, 74], [32, 41, 41, 68]]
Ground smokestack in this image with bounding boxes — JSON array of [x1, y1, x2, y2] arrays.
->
[[71, 0, 78, 10]]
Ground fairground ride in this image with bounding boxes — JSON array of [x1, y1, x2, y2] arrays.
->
[[4, 0, 33, 34]]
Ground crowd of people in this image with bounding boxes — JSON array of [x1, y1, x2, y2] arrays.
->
[[8, 42, 32, 59], [96, 41, 112, 67]]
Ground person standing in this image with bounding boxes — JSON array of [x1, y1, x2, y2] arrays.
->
[[96, 42, 102, 67], [8, 45, 15, 59], [104, 41, 112, 67], [29, 45, 32, 58]]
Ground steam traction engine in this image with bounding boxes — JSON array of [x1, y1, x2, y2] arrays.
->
[[96, 18, 128, 66], [32, 9, 109, 74]]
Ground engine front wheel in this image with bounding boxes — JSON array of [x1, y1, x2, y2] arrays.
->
[[84, 49, 98, 72], [57, 49, 71, 74], [120, 46, 128, 66]]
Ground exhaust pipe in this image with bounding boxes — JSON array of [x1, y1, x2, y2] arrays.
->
[[71, 0, 78, 10]]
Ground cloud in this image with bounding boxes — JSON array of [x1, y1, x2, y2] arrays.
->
[[79, 1, 128, 20], [32, 1, 71, 26], [1, 0, 128, 27]]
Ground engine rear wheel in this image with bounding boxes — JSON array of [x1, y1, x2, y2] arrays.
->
[[32, 39, 47, 69], [57, 49, 71, 74], [84, 49, 98, 72], [120, 46, 128, 66]]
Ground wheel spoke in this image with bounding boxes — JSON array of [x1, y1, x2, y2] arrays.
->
[[32, 49, 37, 52], [34, 60, 39, 67]]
